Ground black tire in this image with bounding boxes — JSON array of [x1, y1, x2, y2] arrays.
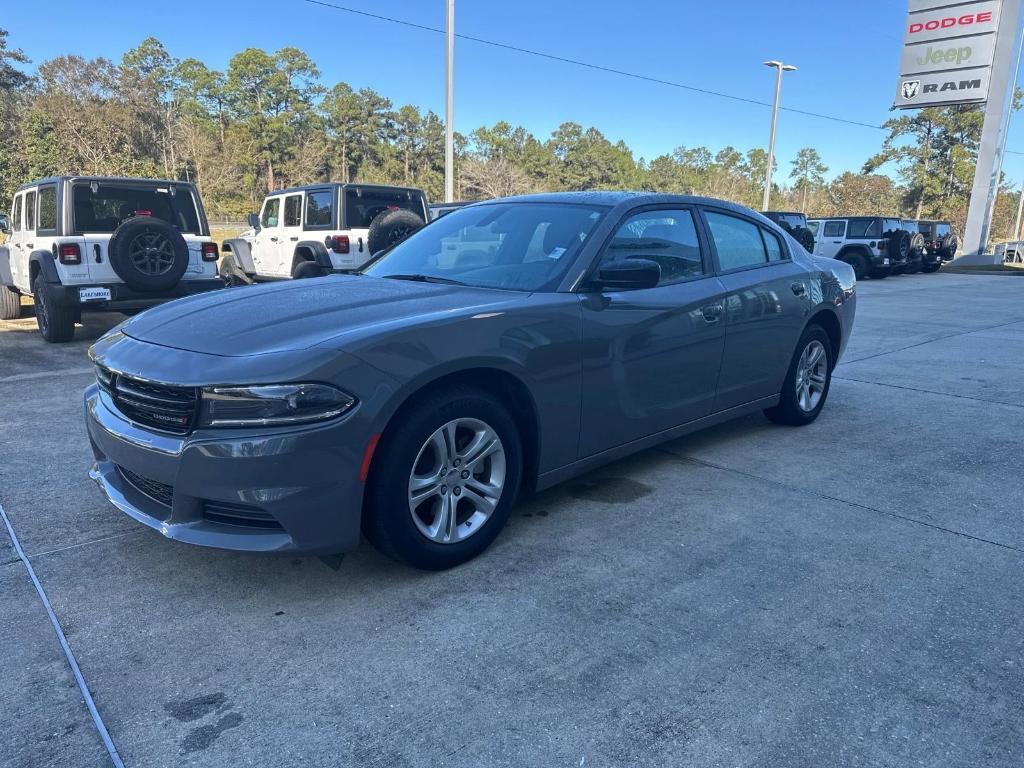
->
[[0, 286, 20, 320], [292, 260, 325, 279], [845, 253, 868, 280], [887, 229, 912, 262], [793, 226, 816, 253], [107, 217, 189, 292], [366, 208, 425, 255], [921, 262, 942, 273], [363, 386, 523, 570], [33, 275, 75, 343], [938, 234, 959, 260], [869, 269, 889, 279], [764, 325, 833, 427]]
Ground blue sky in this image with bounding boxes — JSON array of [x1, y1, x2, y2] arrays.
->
[[6, 0, 1024, 186]]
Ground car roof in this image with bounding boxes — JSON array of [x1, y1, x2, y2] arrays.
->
[[475, 190, 762, 216], [763, 210, 803, 216], [267, 182, 426, 197], [15, 176, 198, 192]]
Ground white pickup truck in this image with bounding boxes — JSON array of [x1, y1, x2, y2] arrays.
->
[[220, 183, 428, 283], [0, 176, 223, 342]]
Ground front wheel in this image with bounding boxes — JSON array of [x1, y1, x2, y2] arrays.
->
[[33, 276, 76, 343], [765, 326, 833, 426], [363, 386, 523, 570]]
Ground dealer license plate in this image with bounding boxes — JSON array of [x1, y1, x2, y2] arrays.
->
[[79, 287, 112, 302]]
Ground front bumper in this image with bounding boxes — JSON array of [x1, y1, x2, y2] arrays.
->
[[85, 383, 365, 555], [55, 278, 224, 312]]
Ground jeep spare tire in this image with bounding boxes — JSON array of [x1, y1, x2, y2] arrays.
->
[[887, 229, 912, 261], [909, 231, 925, 256], [793, 226, 816, 253], [938, 233, 959, 259], [366, 208, 425, 255], [108, 217, 189, 292]]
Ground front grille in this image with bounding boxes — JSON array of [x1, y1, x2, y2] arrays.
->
[[97, 365, 198, 435], [117, 465, 173, 507], [202, 501, 283, 531]]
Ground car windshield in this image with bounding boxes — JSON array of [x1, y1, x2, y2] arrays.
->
[[363, 202, 607, 292], [72, 182, 202, 234]]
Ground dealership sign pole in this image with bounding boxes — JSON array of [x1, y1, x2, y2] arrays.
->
[[895, 0, 1023, 260]]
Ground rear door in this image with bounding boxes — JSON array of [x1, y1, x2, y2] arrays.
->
[[579, 206, 728, 455], [818, 220, 846, 259], [700, 207, 810, 412]]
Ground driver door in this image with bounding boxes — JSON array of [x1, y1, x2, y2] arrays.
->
[[578, 207, 728, 456], [252, 197, 283, 276]]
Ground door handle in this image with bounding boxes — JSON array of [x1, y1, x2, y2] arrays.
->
[[270, 236, 278, 242], [289, 236, 298, 242], [832, 240, 842, 244], [25, 243, 33, 248], [791, 282, 806, 296], [701, 303, 723, 323]]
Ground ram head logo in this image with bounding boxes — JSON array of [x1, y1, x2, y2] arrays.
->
[[902, 80, 922, 100]]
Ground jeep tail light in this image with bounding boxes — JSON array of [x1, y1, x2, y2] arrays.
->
[[327, 235, 350, 254], [201, 242, 219, 261], [58, 243, 82, 265]]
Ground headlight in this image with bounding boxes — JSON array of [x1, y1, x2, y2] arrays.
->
[[198, 383, 356, 427]]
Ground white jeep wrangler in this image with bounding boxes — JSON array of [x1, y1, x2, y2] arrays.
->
[[0, 176, 223, 342], [220, 183, 428, 283]]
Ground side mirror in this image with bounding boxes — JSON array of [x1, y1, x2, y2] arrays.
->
[[0, 213, 9, 233], [594, 258, 661, 291], [247, 212, 261, 230]]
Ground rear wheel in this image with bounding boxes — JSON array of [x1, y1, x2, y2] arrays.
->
[[846, 253, 868, 280], [33, 276, 76, 343], [0, 286, 20, 320], [765, 325, 833, 426], [292, 261, 325, 279], [364, 386, 522, 570]]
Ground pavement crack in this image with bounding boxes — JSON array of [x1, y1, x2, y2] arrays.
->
[[28, 528, 146, 560], [658, 449, 1024, 556], [832, 375, 1024, 409]]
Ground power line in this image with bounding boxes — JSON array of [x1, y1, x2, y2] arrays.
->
[[300, 0, 886, 131]]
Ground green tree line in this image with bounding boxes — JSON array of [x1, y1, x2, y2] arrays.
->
[[0, 30, 1020, 238]]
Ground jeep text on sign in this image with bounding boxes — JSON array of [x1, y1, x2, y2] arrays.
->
[[904, 0, 1000, 44], [899, 34, 997, 75], [894, 68, 991, 108]]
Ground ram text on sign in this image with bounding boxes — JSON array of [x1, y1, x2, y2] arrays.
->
[[895, 68, 991, 108]]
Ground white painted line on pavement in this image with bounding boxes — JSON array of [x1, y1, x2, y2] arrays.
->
[[0, 501, 125, 768]]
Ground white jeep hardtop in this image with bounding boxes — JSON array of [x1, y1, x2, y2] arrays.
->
[[220, 183, 429, 283], [0, 176, 223, 342]]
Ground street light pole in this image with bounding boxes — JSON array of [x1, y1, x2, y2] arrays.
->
[[762, 60, 796, 212], [444, 0, 455, 203]]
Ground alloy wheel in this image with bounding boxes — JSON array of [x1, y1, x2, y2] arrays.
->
[[407, 417, 506, 544], [128, 231, 175, 276], [795, 340, 827, 413]]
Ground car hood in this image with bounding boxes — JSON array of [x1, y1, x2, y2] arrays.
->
[[120, 275, 522, 356]]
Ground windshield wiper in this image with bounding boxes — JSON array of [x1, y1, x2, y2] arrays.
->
[[382, 273, 469, 286]]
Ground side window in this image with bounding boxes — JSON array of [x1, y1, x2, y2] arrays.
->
[[304, 190, 333, 229], [261, 197, 280, 228], [12, 194, 22, 232], [24, 190, 36, 231], [283, 195, 302, 227], [823, 221, 845, 238], [601, 208, 705, 286], [705, 211, 769, 271], [762, 228, 784, 262], [37, 186, 57, 231], [806, 221, 820, 237]]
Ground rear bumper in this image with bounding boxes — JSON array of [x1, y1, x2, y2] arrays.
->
[[54, 278, 224, 311], [84, 383, 364, 555]]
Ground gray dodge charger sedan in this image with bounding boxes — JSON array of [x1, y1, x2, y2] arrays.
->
[[85, 192, 856, 569]]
